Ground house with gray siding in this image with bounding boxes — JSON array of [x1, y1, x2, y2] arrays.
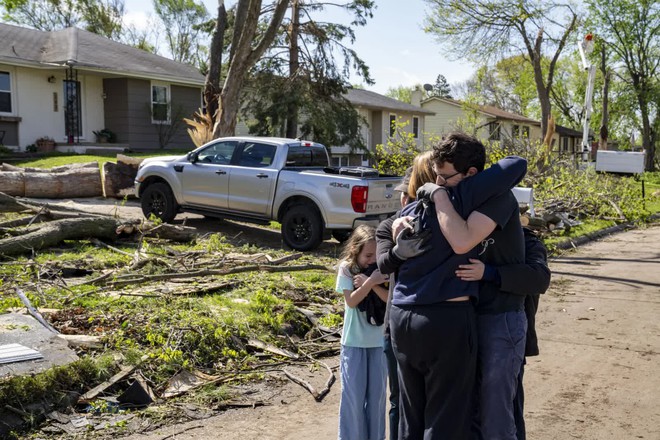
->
[[0, 23, 204, 152]]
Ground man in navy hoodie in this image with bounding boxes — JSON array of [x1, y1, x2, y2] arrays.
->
[[416, 137, 529, 440], [387, 133, 527, 440]]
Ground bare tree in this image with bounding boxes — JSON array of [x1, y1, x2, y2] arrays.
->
[[423, 0, 579, 141]]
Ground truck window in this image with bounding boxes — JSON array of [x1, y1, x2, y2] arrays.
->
[[238, 142, 276, 168], [286, 146, 328, 167], [197, 141, 238, 164]]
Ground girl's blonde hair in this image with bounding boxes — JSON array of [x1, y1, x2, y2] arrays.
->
[[339, 225, 376, 275], [408, 150, 435, 199]]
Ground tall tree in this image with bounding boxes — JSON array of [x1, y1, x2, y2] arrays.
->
[[385, 85, 414, 103], [207, 0, 290, 137], [153, 0, 209, 67], [0, 0, 125, 38], [430, 74, 452, 99], [587, 0, 659, 171], [78, 0, 124, 39], [244, 0, 374, 146], [423, 0, 579, 141], [0, 0, 81, 30]]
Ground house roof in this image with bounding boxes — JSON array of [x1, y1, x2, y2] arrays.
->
[[0, 23, 204, 86], [555, 124, 583, 137], [422, 96, 539, 124], [345, 88, 435, 115]]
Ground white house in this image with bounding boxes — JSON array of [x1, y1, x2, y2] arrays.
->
[[0, 23, 205, 151]]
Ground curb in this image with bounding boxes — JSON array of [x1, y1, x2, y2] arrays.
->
[[552, 212, 660, 251]]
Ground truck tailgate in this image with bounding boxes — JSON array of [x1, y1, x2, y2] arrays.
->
[[366, 179, 401, 214]]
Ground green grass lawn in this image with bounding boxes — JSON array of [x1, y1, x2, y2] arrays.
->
[[11, 150, 190, 169]]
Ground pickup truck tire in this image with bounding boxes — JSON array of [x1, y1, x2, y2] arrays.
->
[[141, 182, 178, 223], [281, 204, 323, 251]]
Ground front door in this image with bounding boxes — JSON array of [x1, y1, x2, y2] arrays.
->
[[179, 140, 239, 209], [63, 80, 82, 141]]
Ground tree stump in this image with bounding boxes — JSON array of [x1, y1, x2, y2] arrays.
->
[[103, 155, 143, 198]]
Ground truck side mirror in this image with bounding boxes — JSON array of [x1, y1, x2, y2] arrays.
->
[[187, 152, 198, 163]]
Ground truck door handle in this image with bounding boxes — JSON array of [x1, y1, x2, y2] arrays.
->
[[256, 173, 268, 179], [215, 170, 227, 175]]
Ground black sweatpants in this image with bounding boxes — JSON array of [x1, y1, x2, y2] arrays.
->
[[389, 301, 477, 440]]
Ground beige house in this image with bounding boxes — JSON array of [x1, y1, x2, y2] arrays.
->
[[420, 96, 584, 159], [420, 96, 542, 144]]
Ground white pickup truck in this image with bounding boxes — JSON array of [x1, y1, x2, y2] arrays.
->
[[135, 136, 401, 250]]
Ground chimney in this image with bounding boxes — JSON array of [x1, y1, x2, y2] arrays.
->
[[411, 86, 423, 107]]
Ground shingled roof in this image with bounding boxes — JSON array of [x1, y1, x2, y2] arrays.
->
[[422, 96, 540, 124], [0, 23, 204, 85], [345, 88, 435, 115]]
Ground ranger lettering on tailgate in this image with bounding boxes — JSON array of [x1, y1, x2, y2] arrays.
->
[[329, 182, 350, 188], [366, 201, 399, 211]]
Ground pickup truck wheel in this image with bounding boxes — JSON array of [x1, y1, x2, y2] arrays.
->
[[141, 182, 178, 222], [332, 230, 352, 243], [281, 205, 323, 251]]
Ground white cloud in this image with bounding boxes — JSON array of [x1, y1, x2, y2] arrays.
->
[[123, 11, 151, 30]]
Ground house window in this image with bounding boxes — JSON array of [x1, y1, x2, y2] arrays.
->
[[488, 122, 500, 141], [332, 156, 349, 167], [0, 71, 12, 113], [152, 83, 170, 123], [389, 114, 396, 137], [413, 116, 419, 139], [512, 124, 520, 138], [522, 126, 530, 138]]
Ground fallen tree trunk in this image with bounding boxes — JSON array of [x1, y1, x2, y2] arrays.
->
[[0, 217, 121, 256], [0, 217, 197, 257], [1, 162, 99, 173]]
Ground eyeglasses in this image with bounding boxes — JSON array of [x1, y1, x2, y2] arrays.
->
[[436, 170, 461, 185]]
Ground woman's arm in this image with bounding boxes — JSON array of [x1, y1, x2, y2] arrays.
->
[[376, 216, 405, 275], [372, 284, 389, 302]]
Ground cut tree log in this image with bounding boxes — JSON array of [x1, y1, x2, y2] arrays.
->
[[0, 171, 25, 196], [103, 155, 143, 198], [24, 168, 102, 198], [1, 162, 99, 173]]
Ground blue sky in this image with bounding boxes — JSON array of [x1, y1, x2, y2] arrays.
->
[[127, 0, 476, 94]]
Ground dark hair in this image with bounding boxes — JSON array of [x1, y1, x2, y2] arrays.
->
[[431, 132, 486, 173]]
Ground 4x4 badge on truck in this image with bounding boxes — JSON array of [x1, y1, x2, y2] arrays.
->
[[329, 182, 350, 188]]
